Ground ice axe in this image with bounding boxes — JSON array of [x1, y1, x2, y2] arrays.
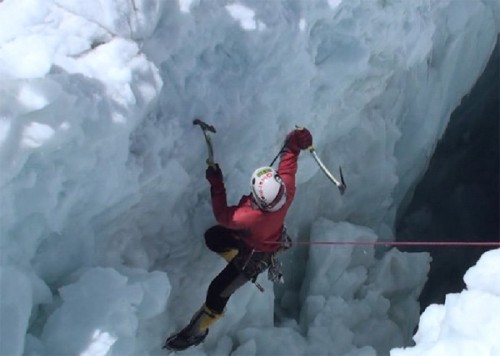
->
[[193, 118, 217, 167], [296, 126, 347, 195], [309, 148, 346, 194]]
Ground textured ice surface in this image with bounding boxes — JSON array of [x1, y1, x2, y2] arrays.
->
[[0, 0, 498, 355]]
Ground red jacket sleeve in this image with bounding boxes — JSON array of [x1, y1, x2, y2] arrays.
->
[[277, 148, 299, 202], [210, 177, 260, 229]]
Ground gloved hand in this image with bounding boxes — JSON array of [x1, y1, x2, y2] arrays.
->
[[287, 127, 313, 153], [205, 163, 223, 186]]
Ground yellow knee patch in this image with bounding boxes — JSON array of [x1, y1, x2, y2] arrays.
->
[[220, 249, 238, 263]]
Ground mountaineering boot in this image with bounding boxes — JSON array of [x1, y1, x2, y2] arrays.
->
[[164, 305, 222, 351], [219, 248, 238, 263]]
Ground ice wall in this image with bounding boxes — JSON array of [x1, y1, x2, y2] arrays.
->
[[0, 0, 498, 355], [0, 1, 167, 355]]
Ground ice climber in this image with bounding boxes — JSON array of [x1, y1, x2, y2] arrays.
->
[[164, 128, 313, 351]]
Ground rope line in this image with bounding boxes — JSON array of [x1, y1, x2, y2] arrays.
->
[[266, 241, 500, 247]]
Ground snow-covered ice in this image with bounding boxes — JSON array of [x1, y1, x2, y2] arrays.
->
[[391, 248, 500, 356]]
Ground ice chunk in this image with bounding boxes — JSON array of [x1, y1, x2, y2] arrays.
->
[[41, 267, 169, 356], [225, 4, 258, 31], [391, 249, 500, 355], [464, 248, 500, 296], [21, 122, 55, 148], [0, 267, 33, 356]]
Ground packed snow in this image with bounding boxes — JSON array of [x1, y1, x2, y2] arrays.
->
[[0, 0, 498, 355], [391, 248, 500, 356]]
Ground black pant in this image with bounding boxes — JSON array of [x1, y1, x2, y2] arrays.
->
[[204, 225, 272, 314]]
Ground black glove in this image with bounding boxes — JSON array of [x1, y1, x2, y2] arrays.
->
[[205, 164, 223, 185], [287, 128, 313, 153]]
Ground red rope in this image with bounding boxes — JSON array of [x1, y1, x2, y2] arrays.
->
[[266, 241, 500, 247]]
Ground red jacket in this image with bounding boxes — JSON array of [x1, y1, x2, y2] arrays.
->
[[209, 148, 299, 252]]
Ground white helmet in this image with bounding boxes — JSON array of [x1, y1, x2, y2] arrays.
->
[[250, 167, 287, 212]]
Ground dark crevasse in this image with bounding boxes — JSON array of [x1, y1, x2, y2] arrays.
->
[[396, 37, 499, 310]]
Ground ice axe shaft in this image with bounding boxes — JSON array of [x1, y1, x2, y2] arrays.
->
[[294, 125, 346, 194], [193, 118, 216, 167], [309, 147, 346, 194]]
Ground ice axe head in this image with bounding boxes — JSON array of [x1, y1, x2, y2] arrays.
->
[[193, 118, 216, 167], [193, 119, 216, 133]]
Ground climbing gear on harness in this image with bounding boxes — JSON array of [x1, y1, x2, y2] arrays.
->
[[231, 247, 272, 293], [268, 254, 284, 284], [267, 228, 290, 283], [279, 226, 292, 251]]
